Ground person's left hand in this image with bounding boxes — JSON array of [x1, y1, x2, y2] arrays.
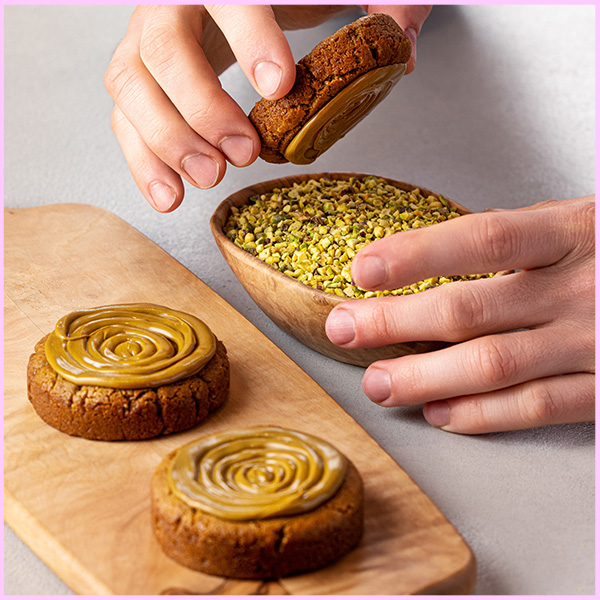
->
[[105, 5, 431, 212]]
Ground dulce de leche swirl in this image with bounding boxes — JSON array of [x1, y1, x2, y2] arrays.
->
[[284, 63, 406, 165], [167, 426, 348, 520], [44, 303, 216, 388]]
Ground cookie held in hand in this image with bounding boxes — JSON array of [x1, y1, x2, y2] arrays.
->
[[249, 13, 411, 164]]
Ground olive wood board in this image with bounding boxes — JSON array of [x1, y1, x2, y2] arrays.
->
[[4, 204, 476, 595]]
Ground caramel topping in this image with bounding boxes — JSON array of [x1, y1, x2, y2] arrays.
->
[[284, 63, 406, 165], [168, 426, 348, 521], [44, 303, 216, 388]]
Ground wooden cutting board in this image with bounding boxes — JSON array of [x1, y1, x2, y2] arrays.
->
[[4, 204, 476, 595]]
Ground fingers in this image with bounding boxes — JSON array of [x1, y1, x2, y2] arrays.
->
[[138, 7, 260, 165], [361, 326, 592, 407], [333, 197, 595, 433], [107, 5, 293, 211], [326, 270, 554, 348], [351, 203, 586, 291], [111, 107, 184, 212], [327, 201, 594, 349], [422, 373, 595, 434], [206, 5, 296, 99], [364, 5, 432, 74], [106, 11, 226, 209]]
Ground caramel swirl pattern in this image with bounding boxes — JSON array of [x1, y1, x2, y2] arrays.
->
[[284, 63, 407, 165], [44, 303, 216, 388], [168, 426, 348, 520]]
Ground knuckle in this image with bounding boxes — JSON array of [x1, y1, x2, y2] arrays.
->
[[476, 213, 519, 266], [109, 107, 126, 134], [562, 323, 595, 372], [389, 358, 426, 404], [476, 338, 519, 388], [552, 258, 595, 318], [144, 118, 177, 153], [569, 201, 595, 252], [438, 284, 486, 340], [139, 24, 179, 75], [462, 398, 492, 433], [365, 300, 400, 343], [517, 383, 560, 427], [104, 58, 137, 100], [185, 96, 220, 131]]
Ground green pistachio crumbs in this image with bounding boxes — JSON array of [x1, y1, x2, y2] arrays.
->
[[224, 176, 494, 298]]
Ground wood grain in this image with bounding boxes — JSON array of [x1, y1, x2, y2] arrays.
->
[[4, 204, 476, 595], [210, 172, 469, 367]]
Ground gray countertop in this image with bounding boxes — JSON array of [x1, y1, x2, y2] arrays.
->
[[4, 5, 595, 596]]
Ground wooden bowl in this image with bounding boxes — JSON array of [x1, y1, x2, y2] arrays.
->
[[210, 173, 470, 367]]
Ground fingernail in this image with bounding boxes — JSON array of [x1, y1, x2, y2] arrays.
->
[[254, 61, 283, 98], [325, 309, 356, 346], [148, 181, 177, 212], [219, 135, 255, 167], [423, 401, 451, 428], [182, 154, 220, 188], [363, 368, 391, 403], [354, 255, 388, 289]]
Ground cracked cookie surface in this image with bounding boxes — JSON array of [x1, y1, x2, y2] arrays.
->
[[26, 336, 229, 441], [249, 13, 411, 164], [151, 447, 363, 579]]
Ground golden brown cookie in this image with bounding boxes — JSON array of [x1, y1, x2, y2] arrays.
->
[[249, 13, 411, 164], [26, 304, 229, 441], [151, 427, 364, 578]]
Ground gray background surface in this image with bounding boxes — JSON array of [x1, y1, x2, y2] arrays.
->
[[4, 4, 595, 595]]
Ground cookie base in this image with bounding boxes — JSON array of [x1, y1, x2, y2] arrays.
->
[[26, 336, 229, 441], [151, 453, 363, 579]]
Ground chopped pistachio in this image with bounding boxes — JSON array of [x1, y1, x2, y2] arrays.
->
[[223, 177, 493, 298]]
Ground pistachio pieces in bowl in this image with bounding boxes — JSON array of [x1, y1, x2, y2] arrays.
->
[[210, 173, 498, 367]]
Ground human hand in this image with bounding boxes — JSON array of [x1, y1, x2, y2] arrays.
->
[[325, 196, 595, 434], [105, 5, 431, 212]]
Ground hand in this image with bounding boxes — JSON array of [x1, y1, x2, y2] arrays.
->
[[105, 5, 431, 212], [325, 197, 595, 434]]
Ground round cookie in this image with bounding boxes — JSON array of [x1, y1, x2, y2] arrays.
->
[[26, 304, 229, 441], [249, 13, 411, 164], [151, 426, 363, 579]]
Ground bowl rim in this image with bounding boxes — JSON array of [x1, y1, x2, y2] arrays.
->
[[209, 172, 471, 307]]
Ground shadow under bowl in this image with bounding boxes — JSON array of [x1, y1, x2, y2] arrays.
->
[[210, 172, 470, 368]]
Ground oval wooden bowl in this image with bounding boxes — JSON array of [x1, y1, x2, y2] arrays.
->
[[210, 172, 470, 368]]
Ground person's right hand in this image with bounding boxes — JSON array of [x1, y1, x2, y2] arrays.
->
[[325, 196, 595, 434], [105, 5, 431, 212]]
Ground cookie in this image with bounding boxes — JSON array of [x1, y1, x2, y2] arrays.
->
[[26, 304, 229, 440], [151, 426, 364, 578], [249, 13, 411, 164]]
